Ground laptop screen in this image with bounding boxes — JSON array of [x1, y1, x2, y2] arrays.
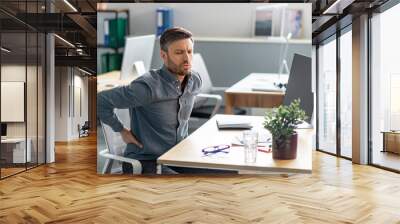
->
[[1, 123, 7, 137], [283, 53, 313, 123]]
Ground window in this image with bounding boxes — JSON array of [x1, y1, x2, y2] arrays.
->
[[370, 2, 400, 171], [339, 28, 352, 158], [317, 36, 337, 154]]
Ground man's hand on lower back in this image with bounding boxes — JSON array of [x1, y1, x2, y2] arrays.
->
[[120, 128, 143, 148]]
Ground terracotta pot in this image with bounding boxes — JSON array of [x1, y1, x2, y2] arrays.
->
[[272, 132, 298, 160]]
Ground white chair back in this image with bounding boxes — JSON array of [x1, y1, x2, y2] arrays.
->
[[192, 53, 213, 108], [101, 109, 130, 156]]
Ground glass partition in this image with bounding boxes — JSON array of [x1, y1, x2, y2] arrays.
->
[[339, 27, 352, 158], [0, 0, 46, 179], [370, 3, 400, 171], [317, 36, 337, 155]]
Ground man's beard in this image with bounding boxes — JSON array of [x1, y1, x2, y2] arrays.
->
[[166, 57, 190, 76]]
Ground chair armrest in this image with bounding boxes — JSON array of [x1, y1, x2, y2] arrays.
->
[[99, 149, 142, 174], [196, 93, 222, 117]]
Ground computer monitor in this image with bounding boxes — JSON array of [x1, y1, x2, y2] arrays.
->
[[120, 35, 156, 80], [283, 53, 313, 123], [1, 123, 7, 138]]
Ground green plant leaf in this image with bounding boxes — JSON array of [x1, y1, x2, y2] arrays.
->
[[263, 99, 308, 142]]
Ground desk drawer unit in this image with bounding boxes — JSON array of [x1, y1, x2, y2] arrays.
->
[[383, 132, 400, 154]]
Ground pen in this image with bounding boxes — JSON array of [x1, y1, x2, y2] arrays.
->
[[258, 148, 272, 153]]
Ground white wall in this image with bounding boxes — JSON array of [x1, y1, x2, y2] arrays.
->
[[1, 65, 33, 137], [54, 67, 89, 141], [98, 3, 311, 87], [98, 3, 312, 43]]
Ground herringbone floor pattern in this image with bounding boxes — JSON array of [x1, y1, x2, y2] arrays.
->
[[1, 134, 400, 223]]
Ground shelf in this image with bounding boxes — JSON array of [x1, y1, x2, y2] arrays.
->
[[194, 36, 311, 44], [97, 44, 124, 50]]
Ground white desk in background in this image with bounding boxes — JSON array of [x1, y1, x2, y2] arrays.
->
[[224, 73, 289, 114], [1, 137, 31, 163], [97, 71, 139, 92]]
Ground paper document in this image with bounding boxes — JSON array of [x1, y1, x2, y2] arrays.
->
[[296, 121, 313, 129], [216, 117, 253, 129], [251, 82, 284, 92]]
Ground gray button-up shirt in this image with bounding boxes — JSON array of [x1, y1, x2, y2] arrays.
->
[[97, 65, 202, 160]]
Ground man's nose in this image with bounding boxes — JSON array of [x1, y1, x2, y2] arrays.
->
[[183, 51, 191, 60], [183, 53, 189, 60]]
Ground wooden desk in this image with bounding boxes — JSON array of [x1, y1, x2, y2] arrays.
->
[[224, 73, 288, 114], [157, 114, 312, 174]]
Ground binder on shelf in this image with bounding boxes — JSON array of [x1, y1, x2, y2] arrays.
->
[[104, 19, 110, 46], [109, 53, 122, 71], [101, 53, 123, 73], [109, 18, 127, 48], [156, 7, 173, 37], [101, 54, 108, 73]]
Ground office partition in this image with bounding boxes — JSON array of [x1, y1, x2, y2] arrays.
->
[[0, 1, 47, 179], [339, 26, 352, 159], [317, 35, 337, 155]]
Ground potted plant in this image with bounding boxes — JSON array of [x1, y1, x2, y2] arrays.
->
[[263, 99, 307, 160]]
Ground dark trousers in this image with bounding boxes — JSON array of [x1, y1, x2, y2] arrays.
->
[[122, 160, 237, 174]]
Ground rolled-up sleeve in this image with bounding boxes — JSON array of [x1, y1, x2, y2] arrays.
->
[[97, 80, 153, 132]]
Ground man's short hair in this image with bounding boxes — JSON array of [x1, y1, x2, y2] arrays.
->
[[160, 27, 193, 52]]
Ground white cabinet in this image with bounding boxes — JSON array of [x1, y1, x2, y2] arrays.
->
[[1, 138, 32, 163]]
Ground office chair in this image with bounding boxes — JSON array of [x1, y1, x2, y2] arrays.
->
[[283, 53, 314, 125], [78, 121, 90, 138], [99, 109, 142, 174], [190, 53, 246, 118]]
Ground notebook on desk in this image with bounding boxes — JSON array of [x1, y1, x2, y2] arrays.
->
[[251, 82, 285, 92], [216, 117, 253, 130]]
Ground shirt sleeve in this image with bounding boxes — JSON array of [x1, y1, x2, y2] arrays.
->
[[97, 80, 153, 132]]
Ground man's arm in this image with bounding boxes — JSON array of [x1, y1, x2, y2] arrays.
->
[[97, 80, 152, 133]]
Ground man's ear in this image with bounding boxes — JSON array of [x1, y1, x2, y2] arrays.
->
[[160, 50, 167, 62]]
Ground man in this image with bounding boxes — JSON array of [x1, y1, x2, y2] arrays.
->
[[97, 27, 202, 174]]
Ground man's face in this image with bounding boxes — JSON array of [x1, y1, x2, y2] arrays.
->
[[161, 38, 193, 77]]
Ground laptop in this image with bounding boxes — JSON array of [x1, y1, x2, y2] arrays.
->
[[1, 123, 7, 140]]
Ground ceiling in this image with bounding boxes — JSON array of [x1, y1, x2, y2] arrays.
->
[[1, 0, 395, 74], [0, 0, 97, 74], [310, 0, 390, 43]]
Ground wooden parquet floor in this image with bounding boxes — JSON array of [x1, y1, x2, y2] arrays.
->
[[1, 134, 400, 223]]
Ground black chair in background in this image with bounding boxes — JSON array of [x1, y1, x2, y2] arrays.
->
[[79, 121, 90, 138]]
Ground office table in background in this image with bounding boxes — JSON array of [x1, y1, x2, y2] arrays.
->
[[97, 70, 136, 92], [224, 73, 288, 114], [381, 131, 400, 154], [157, 114, 312, 174], [1, 138, 32, 164]]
